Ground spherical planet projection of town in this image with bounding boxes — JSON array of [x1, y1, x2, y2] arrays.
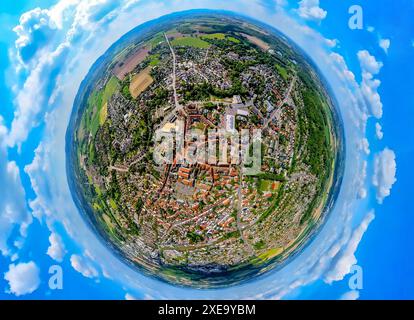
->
[[67, 12, 344, 288]]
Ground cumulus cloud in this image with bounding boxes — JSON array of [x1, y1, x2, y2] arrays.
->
[[274, 0, 287, 7], [329, 53, 356, 82], [373, 148, 397, 204], [125, 293, 138, 300], [325, 38, 338, 48], [25, 141, 60, 222], [357, 161, 368, 199], [324, 211, 375, 284], [0, 118, 32, 257], [7, 0, 127, 148], [357, 50, 383, 119], [358, 138, 370, 155], [70, 254, 99, 278], [358, 188, 367, 200], [8, 42, 70, 148], [358, 50, 383, 75], [297, 0, 327, 22], [340, 290, 360, 300], [375, 123, 384, 140], [379, 38, 390, 54], [4, 261, 40, 296], [13, 8, 58, 64], [328, 51, 371, 135], [360, 73, 383, 119], [47, 232, 67, 262]]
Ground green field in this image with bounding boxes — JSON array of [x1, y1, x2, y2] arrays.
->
[[171, 37, 210, 48], [258, 247, 283, 260], [202, 33, 241, 44], [86, 91, 102, 138], [82, 76, 119, 138], [102, 76, 119, 103], [227, 36, 240, 43], [275, 64, 288, 81], [259, 180, 272, 192], [202, 33, 226, 40], [149, 54, 161, 66], [150, 33, 165, 47]]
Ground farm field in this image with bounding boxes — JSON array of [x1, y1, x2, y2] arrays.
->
[[129, 67, 154, 98], [241, 33, 270, 50], [113, 47, 150, 80], [201, 33, 240, 43], [171, 36, 210, 48]]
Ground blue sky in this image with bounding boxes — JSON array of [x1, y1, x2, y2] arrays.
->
[[0, 0, 411, 300]]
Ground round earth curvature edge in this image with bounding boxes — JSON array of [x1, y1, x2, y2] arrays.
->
[[66, 10, 345, 288]]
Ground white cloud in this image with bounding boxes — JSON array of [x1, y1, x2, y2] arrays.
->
[[325, 38, 338, 48], [7, 0, 126, 148], [373, 148, 397, 204], [4, 261, 40, 296], [324, 211, 375, 284], [357, 50, 383, 119], [13, 8, 58, 64], [7, 43, 70, 148], [70, 254, 99, 278], [357, 161, 368, 199], [329, 53, 356, 82], [358, 188, 367, 200], [360, 73, 383, 119], [379, 38, 390, 54], [25, 141, 61, 222], [375, 123, 384, 140], [297, 0, 327, 22], [125, 293, 138, 300], [358, 50, 383, 75], [340, 290, 360, 300], [47, 232, 67, 262], [275, 0, 287, 6], [358, 138, 370, 155], [0, 117, 32, 257]]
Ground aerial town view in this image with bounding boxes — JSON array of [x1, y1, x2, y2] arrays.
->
[[67, 12, 343, 287]]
